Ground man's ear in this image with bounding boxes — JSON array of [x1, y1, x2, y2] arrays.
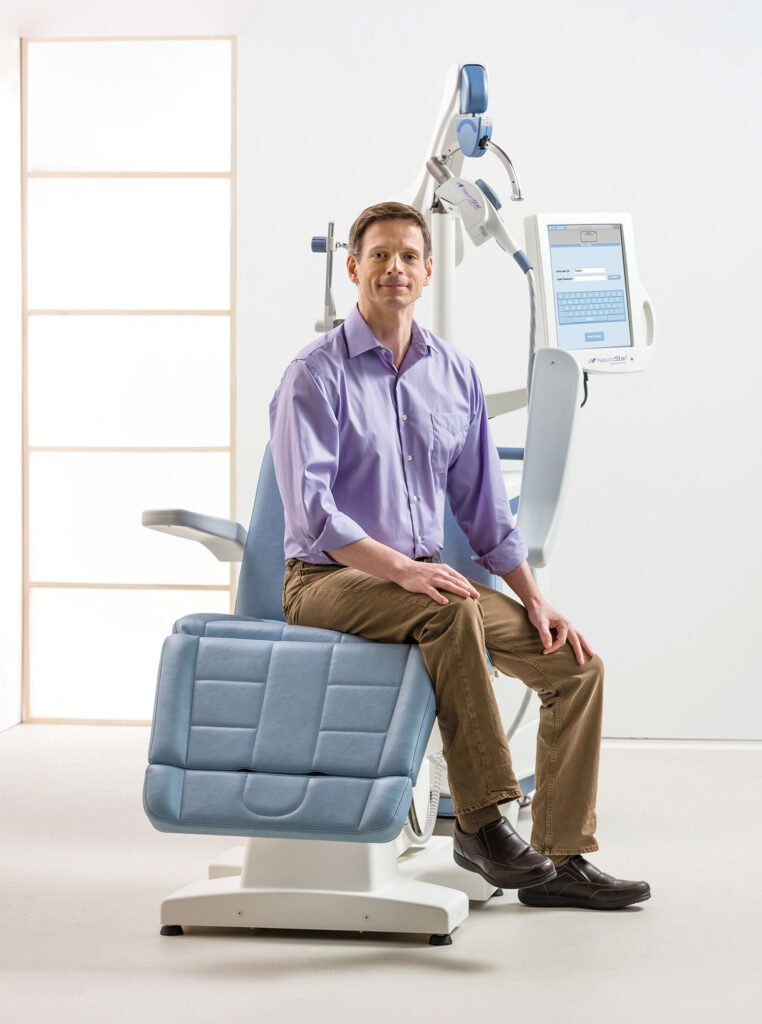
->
[[346, 253, 359, 285], [423, 256, 433, 286]]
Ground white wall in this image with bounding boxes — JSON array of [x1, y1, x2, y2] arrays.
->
[[1, 0, 760, 738]]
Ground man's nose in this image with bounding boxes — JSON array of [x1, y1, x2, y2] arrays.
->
[[387, 253, 404, 273]]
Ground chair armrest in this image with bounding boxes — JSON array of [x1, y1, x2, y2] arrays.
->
[[486, 387, 527, 418], [142, 509, 247, 562]]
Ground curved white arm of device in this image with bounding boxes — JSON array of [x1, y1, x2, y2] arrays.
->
[[395, 61, 464, 213], [516, 349, 583, 568], [484, 204, 521, 256]]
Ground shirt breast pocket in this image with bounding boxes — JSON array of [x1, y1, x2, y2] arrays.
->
[[431, 411, 471, 475]]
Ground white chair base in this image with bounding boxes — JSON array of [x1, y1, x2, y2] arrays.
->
[[159, 772, 527, 943], [160, 835, 471, 942]]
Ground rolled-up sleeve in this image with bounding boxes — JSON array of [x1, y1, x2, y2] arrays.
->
[[269, 360, 368, 561], [446, 365, 528, 576]]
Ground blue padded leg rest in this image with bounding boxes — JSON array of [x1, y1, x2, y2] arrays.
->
[[144, 633, 436, 843]]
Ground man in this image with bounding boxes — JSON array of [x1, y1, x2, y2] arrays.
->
[[269, 201, 650, 910]]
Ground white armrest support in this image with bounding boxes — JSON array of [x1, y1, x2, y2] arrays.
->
[[517, 349, 583, 568], [142, 509, 247, 562]]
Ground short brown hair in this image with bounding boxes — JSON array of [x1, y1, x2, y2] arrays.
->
[[348, 202, 431, 262]]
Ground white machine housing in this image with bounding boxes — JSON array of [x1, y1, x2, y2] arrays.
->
[[525, 212, 655, 374]]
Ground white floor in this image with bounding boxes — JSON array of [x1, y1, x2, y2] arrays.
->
[[1, 726, 761, 1024]]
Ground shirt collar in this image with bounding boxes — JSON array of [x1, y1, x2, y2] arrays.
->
[[343, 303, 437, 358]]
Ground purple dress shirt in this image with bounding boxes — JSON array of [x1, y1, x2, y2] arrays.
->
[[268, 304, 528, 575]]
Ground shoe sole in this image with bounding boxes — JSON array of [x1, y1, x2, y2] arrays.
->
[[453, 849, 558, 890], [517, 889, 652, 910]]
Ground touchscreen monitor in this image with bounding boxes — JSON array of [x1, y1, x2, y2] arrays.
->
[[547, 224, 633, 351]]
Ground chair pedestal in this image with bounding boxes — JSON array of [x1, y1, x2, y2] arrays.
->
[[159, 835, 471, 942]]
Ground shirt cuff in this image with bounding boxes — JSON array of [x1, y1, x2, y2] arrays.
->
[[471, 528, 528, 577], [314, 512, 369, 562]]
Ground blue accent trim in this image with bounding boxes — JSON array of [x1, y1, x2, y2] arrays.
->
[[460, 64, 488, 114], [475, 178, 501, 211], [436, 795, 455, 818], [509, 495, 519, 516], [497, 447, 524, 461], [513, 250, 533, 273], [311, 236, 327, 253], [436, 774, 536, 818], [520, 774, 535, 797], [456, 116, 491, 158]]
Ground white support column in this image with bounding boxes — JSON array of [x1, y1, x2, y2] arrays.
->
[[431, 211, 456, 343]]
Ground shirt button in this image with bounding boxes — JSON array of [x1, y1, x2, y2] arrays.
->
[[407, 454, 412, 461], [402, 414, 408, 420], [411, 496, 417, 502], [417, 535, 422, 542]]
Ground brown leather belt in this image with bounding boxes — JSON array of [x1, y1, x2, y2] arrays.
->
[[415, 554, 442, 563]]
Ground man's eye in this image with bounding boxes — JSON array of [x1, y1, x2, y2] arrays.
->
[[404, 254, 418, 260]]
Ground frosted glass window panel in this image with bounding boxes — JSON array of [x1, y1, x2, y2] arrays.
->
[[29, 452, 232, 584], [27, 178, 230, 309], [28, 316, 230, 447], [29, 587, 231, 720], [27, 40, 231, 172]]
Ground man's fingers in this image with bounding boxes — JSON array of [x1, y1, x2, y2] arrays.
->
[[542, 622, 567, 655], [542, 623, 593, 664], [438, 567, 479, 599], [444, 569, 479, 597]]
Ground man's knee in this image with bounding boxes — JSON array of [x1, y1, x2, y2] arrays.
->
[[585, 653, 605, 685], [424, 592, 485, 638], [439, 592, 485, 620], [553, 651, 604, 700], [575, 652, 605, 705]]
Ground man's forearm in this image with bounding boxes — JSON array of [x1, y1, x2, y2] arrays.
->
[[501, 560, 543, 611], [326, 537, 411, 584]]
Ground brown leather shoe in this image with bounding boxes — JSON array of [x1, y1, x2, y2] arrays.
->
[[518, 855, 651, 909], [453, 816, 558, 889]]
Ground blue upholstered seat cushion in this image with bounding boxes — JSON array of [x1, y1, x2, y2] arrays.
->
[[144, 632, 436, 843], [172, 613, 497, 673]]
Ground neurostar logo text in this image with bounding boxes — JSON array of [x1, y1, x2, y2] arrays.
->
[[588, 355, 628, 364], [456, 181, 482, 211]]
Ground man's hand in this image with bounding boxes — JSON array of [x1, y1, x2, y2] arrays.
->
[[525, 597, 594, 665], [501, 561, 594, 665], [395, 560, 480, 605], [326, 538, 480, 605]]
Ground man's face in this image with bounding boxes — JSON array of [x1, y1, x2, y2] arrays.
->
[[347, 219, 432, 316]]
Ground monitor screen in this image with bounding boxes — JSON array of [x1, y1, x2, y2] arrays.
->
[[547, 224, 633, 351]]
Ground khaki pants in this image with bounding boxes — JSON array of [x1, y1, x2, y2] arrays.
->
[[282, 558, 604, 856]]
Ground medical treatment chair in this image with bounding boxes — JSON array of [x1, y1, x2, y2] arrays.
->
[[142, 349, 582, 945]]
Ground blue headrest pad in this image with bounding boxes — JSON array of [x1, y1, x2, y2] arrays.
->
[[144, 633, 436, 843]]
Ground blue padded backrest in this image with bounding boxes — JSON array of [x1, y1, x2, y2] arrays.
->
[[441, 503, 502, 590], [235, 444, 288, 621], [234, 443, 502, 620]]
